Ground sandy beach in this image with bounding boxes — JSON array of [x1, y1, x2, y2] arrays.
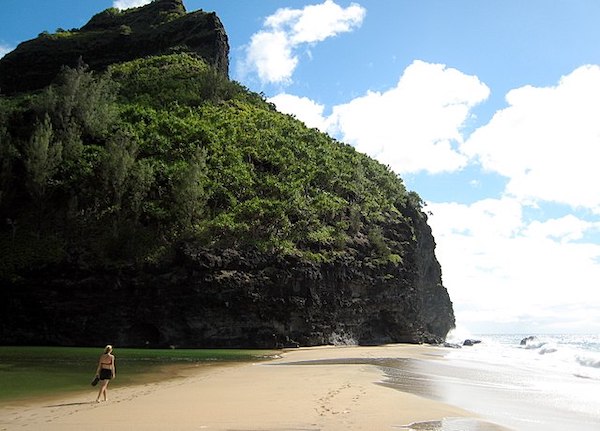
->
[[0, 344, 509, 431]]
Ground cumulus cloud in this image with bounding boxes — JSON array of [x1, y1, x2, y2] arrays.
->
[[425, 65, 600, 333], [463, 65, 600, 211], [423, 66, 600, 333], [264, 46, 600, 332], [326, 60, 490, 174], [427, 198, 600, 332], [524, 214, 597, 243], [244, 31, 298, 85], [242, 0, 366, 84], [269, 60, 489, 173], [268, 93, 327, 130], [113, 0, 151, 10]]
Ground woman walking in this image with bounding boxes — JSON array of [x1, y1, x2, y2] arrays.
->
[[95, 345, 116, 402]]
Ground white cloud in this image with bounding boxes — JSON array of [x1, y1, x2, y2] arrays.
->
[[264, 54, 600, 333], [268, 61, 490, 173], [242, 1, 366, 84], [524, 214, 598, 243], [425, 65, 600, 333], [0, 44, 13, 59], [268, 93, 327, 129], [418, 65, 600, 333], [113, 0, 151, 10], [326, 60, 490, 174], [463, 65, 600, 212], [281, 0, 366, 44], [245, 31, 298, 85], [427, 199, 600, 333], [0, 45, 13, 58]]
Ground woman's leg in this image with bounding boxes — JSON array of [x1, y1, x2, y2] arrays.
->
[[96, 380, 109, 402]]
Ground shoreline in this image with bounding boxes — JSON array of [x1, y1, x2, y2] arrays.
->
[[0, 344, 510, 431], [0, 360, 233, 409]]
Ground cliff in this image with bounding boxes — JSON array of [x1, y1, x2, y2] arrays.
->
[[0, 213, 454, 348], [0, 2, 455, 348], [0, 0, 229, 95]]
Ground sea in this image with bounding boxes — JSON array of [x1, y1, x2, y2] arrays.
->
[[445, 332, 600, 381], [383, 332, 600, 430]]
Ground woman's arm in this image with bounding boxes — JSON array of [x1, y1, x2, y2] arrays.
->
[[95, 357, 101, 376], [111, 356, 116, 378]]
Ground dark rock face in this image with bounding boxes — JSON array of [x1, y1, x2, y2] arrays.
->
[[408, 205, 453, 339], [463, 339, 482, 346], [0, 214, 454, 348], [0, 0, 229, 95]]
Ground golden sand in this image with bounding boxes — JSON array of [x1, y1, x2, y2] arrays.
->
[[0, 344, 508, 431]]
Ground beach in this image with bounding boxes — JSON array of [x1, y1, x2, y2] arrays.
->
[[0, 344, 510, 431]]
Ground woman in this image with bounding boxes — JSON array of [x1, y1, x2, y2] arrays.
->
[[95, 344, 116, 402]]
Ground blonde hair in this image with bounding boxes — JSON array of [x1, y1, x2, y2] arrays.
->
[[104, 345, 113, 354]]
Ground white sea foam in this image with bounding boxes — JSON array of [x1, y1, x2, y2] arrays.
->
[[523, 339, 546, 349], [538, 343, 558, 354], [439, 333, 600, 430], [445, 333, 600, 380], [445, 326, 476, 345], [576, 353, 600, 369]]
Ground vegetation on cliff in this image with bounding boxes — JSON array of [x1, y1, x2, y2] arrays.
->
[[0, 53, 424, 280], [0, 1, 456, 348]]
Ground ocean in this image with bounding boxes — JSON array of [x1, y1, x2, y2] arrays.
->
[[383, 333, 600, 430], [446, 333, 600, 380]]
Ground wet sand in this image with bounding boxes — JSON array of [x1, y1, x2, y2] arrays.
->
[[381, 354, 600, 431], [0, 344, 510, 431]]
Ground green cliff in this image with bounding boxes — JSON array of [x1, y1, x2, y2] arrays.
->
[[0, 0, 454, 347]]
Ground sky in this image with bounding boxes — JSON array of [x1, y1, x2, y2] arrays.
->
[[2, 0, 600, 335]]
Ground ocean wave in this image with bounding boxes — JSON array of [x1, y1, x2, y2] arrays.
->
[[446, 334, 600, 381], [520, 337, 546, 350], [576, 354, 600, 369], [538, 344, 558, 354], [523, 339, 546, 349]]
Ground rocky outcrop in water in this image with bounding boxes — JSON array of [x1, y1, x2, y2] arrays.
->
[[0, 0, 229, 94], [520, 336, 536, 345]]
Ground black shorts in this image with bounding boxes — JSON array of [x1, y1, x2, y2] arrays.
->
[[99, 368, 113, 380]]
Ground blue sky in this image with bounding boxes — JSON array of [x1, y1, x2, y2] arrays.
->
[[2, 0, 600, 335]]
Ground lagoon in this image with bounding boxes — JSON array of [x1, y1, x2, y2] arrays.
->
[[0, 346, 277, 403]]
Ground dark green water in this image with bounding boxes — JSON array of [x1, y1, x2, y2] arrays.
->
[[0, 346, 278, 403]]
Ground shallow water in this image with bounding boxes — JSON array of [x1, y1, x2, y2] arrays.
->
[[396, 417, 509, 431], [381, 355, 600, 431], [0, 346, 277, 403], [281, 358, 511, 431], [281, 352, 600, 431]]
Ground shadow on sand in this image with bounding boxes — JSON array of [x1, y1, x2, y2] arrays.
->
[[44, 401, 96, 408]]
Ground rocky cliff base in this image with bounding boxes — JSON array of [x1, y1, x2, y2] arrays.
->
[[0, 244, 453, 348]]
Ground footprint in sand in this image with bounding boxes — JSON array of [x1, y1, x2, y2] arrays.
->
[[317, 382, 354, 416]]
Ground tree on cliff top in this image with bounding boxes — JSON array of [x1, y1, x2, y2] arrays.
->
[[0, 53, 419, 278]]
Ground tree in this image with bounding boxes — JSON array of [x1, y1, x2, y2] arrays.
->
[[102, 129, 137, 211], [37, 63, 117, 140], [172, 146, 208, 230], [0, 118, 17, 208], [22, 115, 62, 235], [24, 114, 62, 202]]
